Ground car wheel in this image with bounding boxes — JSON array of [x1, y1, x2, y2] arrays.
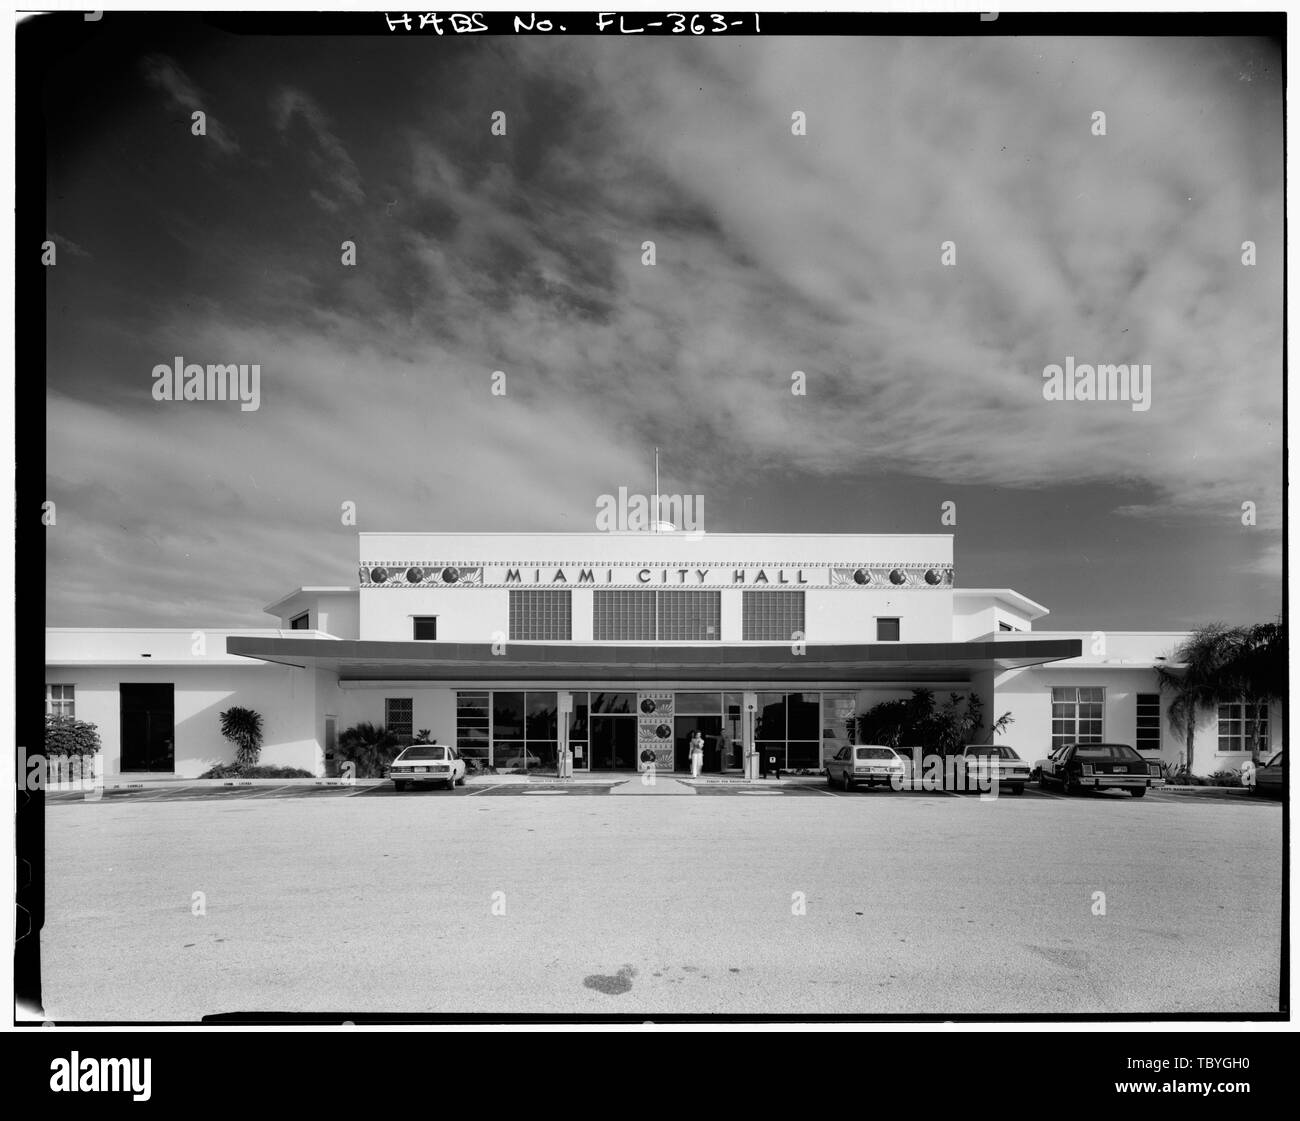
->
[[393, 780, 406, 792], [1010, 783, 1024, 795], [1130, 786, 1147, 798], [841, 771, 853, 792], [825, 769, 834, 787], [456, 774, 465, 786], [1060, 776, 1075, 796]]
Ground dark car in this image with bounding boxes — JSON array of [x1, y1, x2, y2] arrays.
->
[[1252, 749, 1284, 799], [1038, 742, 1163, 797]]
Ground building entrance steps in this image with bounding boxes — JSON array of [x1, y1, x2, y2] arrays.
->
[[608, 776, 697, 795]]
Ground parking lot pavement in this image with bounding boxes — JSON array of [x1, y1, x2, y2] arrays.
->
[[40, 777, 1281, 1020]]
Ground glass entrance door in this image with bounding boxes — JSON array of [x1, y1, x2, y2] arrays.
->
[[589, 716, 637, 770]]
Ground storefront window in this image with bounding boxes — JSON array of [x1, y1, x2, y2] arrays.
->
[[526, 692, 558, 740], [787, 693, 819, 740], [787, 742, 820, 769], [676, 692, 722, 715], [757, 693, 786, 740], [455, 691, 490, 764], [488, 691, 560, 771], [493, 692, 525, 741], [590, 691, 635, 714], [755, 692, 824, 770]]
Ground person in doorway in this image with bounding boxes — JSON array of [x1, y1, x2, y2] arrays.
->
[[689, 730, 705, 777]]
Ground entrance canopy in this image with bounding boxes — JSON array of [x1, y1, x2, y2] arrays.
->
[[225, 636, 1082, 683]]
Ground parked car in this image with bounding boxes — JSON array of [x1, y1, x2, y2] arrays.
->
[[388, 743, 466, 791], [1037, 742, 1163, 797], [1252, 749, 1284, 799], [1030, 746, 1066, 782], [955, 744, 1031, 794], [825, 744, 906, 791]]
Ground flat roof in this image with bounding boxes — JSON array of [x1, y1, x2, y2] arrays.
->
[[262, 586, 356, 614], [226, 636, 1082, 684]]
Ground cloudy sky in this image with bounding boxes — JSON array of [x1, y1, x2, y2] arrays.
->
[[43, 21, 1282, 631]]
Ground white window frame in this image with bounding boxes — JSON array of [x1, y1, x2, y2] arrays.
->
[[874, 616, 901, 642], [1215, 701, 1270, 756], [1050, 685, 1105, 751], [46, 683, 76, 718]]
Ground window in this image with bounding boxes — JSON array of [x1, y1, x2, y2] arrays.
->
[[456, 691, 490, 764], [491, 690, 558, 771], [1217, 703, 1269, 754], [385, 697, 413, 740], [412, 616, 438, 641], [289, 612, 310, 630], [755, 692, 822, 770], [657, 591, 720, 640], [998, 621, 1015, 632], [876, 617, 900, 642], [823, 692, 858, 747], [46, 684, 75, 718], [1135, 693, 1161, 751], [1051, 686, 1104, 751], [592, 590, 720, 641], [742, 590, 805, 641], [593, 591, 655, 641], [509, 590, 571, 641]]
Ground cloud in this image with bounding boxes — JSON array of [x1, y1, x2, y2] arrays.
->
[[141, 53, 240, 155], [47, 36, 1282, 625], [48, 232, 90, 258], [271, 87, 365, 210]]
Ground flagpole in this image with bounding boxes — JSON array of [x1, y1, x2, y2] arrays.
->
[[654, 447, 660, 533]]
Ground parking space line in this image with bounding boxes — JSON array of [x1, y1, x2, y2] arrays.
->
[[129, 786, 195, 801], [247, 784, 296, 799]]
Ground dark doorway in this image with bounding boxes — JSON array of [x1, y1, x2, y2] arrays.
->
[[589, 717, 636, 770], [120, 684, 175, 772]]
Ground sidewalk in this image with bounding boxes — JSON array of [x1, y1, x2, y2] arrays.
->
[[53, 770, 831, 792]]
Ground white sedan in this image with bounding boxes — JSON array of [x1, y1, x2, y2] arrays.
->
[[389, 744, 466, 791], [825, 744, 907, 791]]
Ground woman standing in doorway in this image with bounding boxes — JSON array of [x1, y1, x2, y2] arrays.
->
[[689, 730, 705, 778]]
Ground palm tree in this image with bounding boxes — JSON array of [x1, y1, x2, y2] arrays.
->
[[219, 707, 264, 773], [1228, 617, 1285, 764], [1156, 622, 1284, 772]]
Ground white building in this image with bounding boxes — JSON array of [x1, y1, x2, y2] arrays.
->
[[43, 531, 1276, 779]]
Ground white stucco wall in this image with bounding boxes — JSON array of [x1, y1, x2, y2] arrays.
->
[[43, 662, 332, 778]]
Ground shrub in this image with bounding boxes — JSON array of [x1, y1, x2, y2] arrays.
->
[[44, 715, 102, 757], [198, 764, 315, 779], [1159, 759, 1191, 784], [1206, 769, 1245, 788], [335, 722, 403, 777], [219, 707, 264, 772]]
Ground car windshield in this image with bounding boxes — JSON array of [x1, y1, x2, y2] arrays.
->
[[1074, 744, 1141, 761], [965, 746, 1020, 759], [856, 747, 895, 760], [1264, 751, 1283, 767], [400, 745, 447, 760]]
